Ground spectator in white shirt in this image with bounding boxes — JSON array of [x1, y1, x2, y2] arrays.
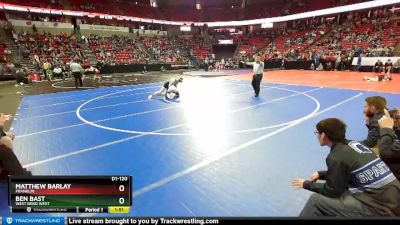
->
[[53, 66, 63, 80]]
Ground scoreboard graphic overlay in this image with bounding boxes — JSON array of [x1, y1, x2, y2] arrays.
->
[[8, 176, 132, 213]]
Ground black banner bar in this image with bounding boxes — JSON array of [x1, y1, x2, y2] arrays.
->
[[9, 176, 131, 184]]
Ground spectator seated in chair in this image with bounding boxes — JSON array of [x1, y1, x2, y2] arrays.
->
[[385, 59, 393, 75], [53, 66, 64, 80], [393, 59, 400, 73], [374, 59, 384, 73]]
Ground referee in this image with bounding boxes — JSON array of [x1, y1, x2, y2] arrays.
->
[[70, 58, 84, 88], [252, 56, 264, 97]]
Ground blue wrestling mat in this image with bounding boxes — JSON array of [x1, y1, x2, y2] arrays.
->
[[2, 78, 400, 216]]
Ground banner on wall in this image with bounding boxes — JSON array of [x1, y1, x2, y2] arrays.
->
[[80, 24, 129, 32], [10, 19, 72, 29], [9, 19, 167, 35], [352, 57, 400, 66]]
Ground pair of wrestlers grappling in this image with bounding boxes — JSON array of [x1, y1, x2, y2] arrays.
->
[[148, 77, 183, 100]]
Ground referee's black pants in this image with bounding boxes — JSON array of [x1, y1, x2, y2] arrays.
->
[[72, 72, 83, 88], [251, 74, 263, 96]]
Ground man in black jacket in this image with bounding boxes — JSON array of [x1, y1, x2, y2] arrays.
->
[[374, 59, 384, 73], [389, 108, 400, 139], [360, 96, 386, 148], [378, 109, 400, 176], [292, 118, 400, 216], [0, 144, 31, 180]]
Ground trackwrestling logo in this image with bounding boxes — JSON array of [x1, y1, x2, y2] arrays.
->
[[2, 217, 64, 225]]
